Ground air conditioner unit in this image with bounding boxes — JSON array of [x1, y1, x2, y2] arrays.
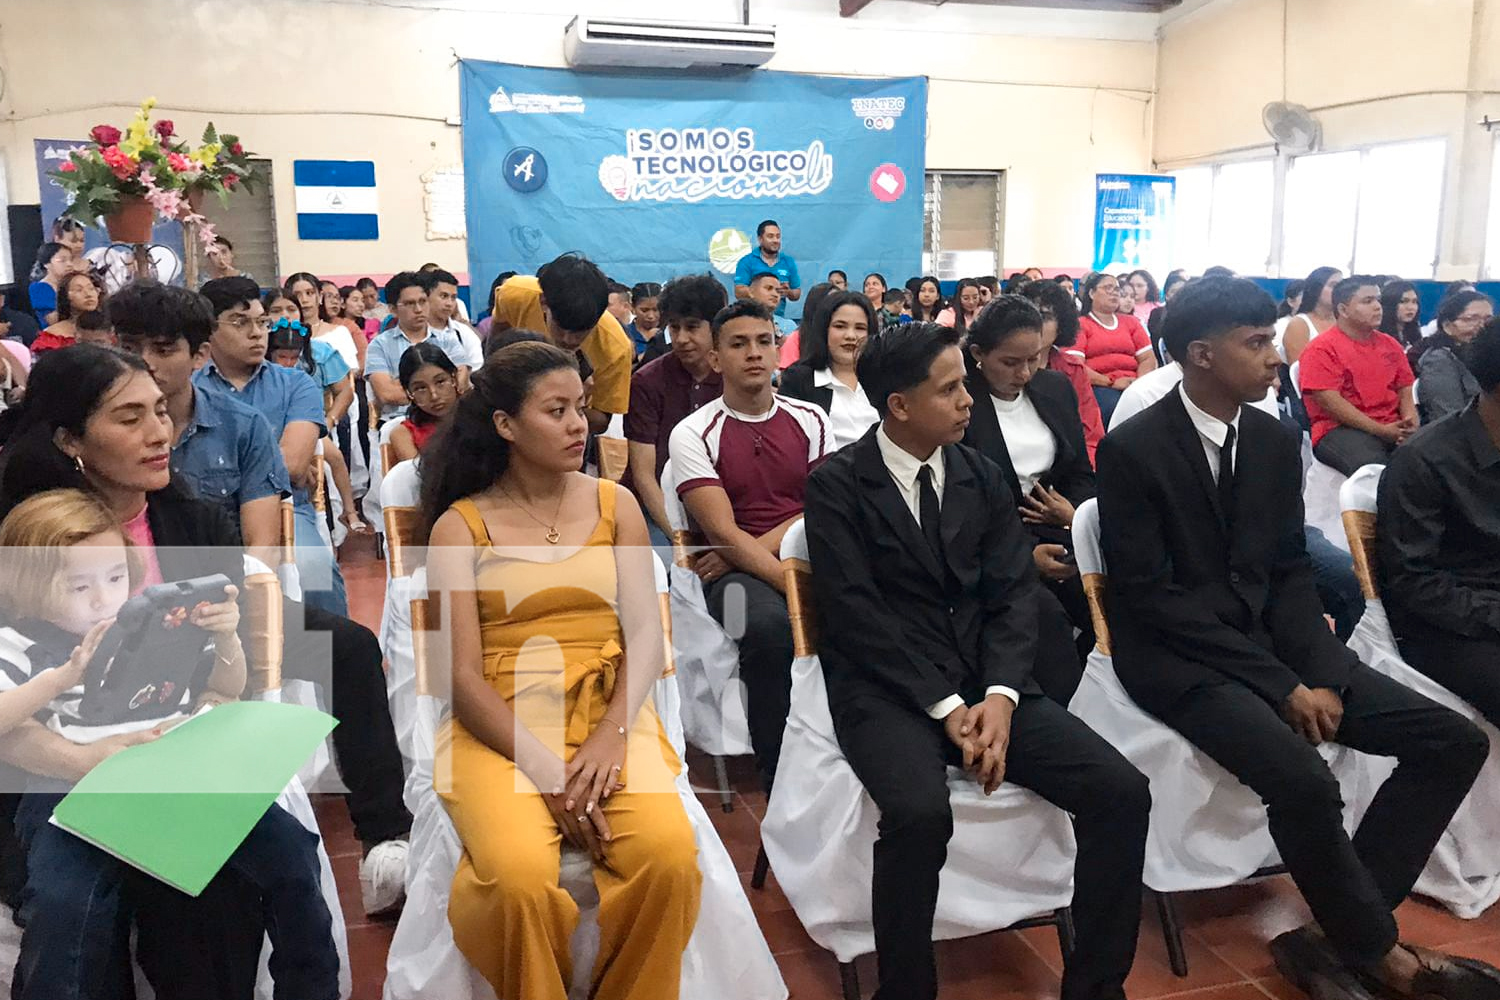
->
[[563, 16, 777, 69]]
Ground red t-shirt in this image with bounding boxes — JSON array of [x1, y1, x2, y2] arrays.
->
[[1070, 312, 1151, 381], [1049, 348, 1102, 466], [1297, 327, 1415, 446], [30, 330, 77, 354]]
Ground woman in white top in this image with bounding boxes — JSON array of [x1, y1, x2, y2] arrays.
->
[[777, 289, 880, 450], [1281, 266, 1341, 366], [285, 271, 365, 376], [962, 295, 1097, 700]]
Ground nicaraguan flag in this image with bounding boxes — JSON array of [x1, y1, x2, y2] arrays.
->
[[294, 160, 379, 240]]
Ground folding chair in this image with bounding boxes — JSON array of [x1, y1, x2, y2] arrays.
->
[[760, 519, 1076, 1000]]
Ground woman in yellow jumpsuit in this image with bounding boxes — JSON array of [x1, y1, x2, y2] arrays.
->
[[421, 339, 701, 1000]]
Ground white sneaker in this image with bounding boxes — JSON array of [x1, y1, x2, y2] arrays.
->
[[359, 838, 408, 916]]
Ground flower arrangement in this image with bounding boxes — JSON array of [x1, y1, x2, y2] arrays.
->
[[48, 98, 262, 248]]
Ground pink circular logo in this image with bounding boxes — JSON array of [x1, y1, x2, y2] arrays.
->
[[869, 164, 907, 203]]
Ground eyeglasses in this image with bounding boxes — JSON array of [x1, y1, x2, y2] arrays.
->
[[220, 314, 273, 333], [1452, 313, 1491, 327], [409, 375, 456, 400]]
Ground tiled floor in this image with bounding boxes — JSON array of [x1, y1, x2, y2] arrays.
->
[[329, 536, 1500, 1000]]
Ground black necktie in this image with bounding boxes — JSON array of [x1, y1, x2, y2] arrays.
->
[[1217, 424, 1236, 521], [916, 464, 944, 562]]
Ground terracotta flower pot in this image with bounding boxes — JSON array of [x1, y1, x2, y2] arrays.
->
[[104, 196, 156, 243]]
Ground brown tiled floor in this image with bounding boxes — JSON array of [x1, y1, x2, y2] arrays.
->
[[327, 537, 1500, 1000]]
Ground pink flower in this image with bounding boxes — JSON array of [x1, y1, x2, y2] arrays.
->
[[101, 145, 139, 181], [153, 120, 175, 140], [90, 125, 122, 147], [223, 173, 239, 189], [230, 142, 244, 156], [167, 152, 193, 173], [59, 161, 78, 173]]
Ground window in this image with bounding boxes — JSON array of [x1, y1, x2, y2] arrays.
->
[[1169, 160, 1274, 277], [1283, 140, 1445, 279], [1485, 134, 1500, 280], [199, 158, 278, 286], [922, 171, 1003, 281], [0, 157, 11, 285]]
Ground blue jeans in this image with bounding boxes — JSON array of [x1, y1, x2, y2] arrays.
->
[[13, 793, 339, 1000], [1093, 385, 1124, 427], [1306, 525, 1366, 641], [293, 506, 348, 617]]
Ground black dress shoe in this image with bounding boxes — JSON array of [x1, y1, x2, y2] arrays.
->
[[1272, 928, 1381, 1000], [1361, 945, 1500, 1000]]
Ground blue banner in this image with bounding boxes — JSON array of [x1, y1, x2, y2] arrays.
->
[[34, 138, 186, 286], [460, 61, 926, 319], [1092, 173, 1175, 278]]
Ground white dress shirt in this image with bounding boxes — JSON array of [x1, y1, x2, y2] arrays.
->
[[989, 392, 1055, 497], [815, 367, 880, 451], [874, 425, 1020, 720], [1109, 361, 1279, 431], [1177, 382, 1241, 482]]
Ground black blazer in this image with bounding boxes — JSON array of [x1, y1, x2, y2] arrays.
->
[[1095, 390, 1356, 714], [963, 368, 1095, 510], [778, 362, 832, 414], [804, 427, 1041, 718]]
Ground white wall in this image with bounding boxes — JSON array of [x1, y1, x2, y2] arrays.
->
[[1154, 0, 1500, 278], [0, 0, 1158, 281]]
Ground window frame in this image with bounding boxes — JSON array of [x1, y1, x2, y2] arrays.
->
[[922, 170, 1005, 281]]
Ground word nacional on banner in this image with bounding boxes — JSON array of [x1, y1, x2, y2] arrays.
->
[[459, 60, 927, 314], [600, 127, 833, 203]]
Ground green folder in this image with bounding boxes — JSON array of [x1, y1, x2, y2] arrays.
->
[[50, 700, 337, 896]]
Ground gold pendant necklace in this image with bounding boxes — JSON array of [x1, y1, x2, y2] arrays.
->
[[499, 480, 567, 544]]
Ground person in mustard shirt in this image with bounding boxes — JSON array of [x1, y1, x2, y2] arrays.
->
[[491, 255, 633, 435]]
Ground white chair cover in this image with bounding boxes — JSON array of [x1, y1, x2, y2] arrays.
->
[[1339, 467, 1500, 918], [362, 420, 402, 538], [1293, 362, 1351, 551], [1067, 500, 1380, 893], [382, 559, 786, 1000], [660, 460, 753, 758], [759, 520, 1076, 963], [379, 459, 423, 767]]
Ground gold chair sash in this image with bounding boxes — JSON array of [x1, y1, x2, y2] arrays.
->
[[242, 572, 284, 694]]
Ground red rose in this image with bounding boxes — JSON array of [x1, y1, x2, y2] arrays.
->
[[59, 161, 78, 173], [154, 120, 175, 140], [230, 142, 244, 156], [223, 173, 239, 189], [90, 124, 122, 146]]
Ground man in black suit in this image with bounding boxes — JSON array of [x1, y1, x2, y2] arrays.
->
[[1097, 276, 1493, 1000], [804, 322, 1150, 1000]]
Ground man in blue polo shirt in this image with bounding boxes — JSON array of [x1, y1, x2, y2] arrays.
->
[[199, 277, 347, 616], [366, 270, 482, 422], [734, 219, 801, 318]]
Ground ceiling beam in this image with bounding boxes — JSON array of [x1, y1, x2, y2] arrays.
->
[[839, 0, 878, 16]]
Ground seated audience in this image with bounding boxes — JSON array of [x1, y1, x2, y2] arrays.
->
[[624, 274, 726, 546], [199, 234, 255, 287], [388, 341, 461, 465], [1299, 276, 1418, 475], [775, 281, 834, 371], [367, 271, 481, 423], [420, 341, 699, 1000], [804, 320, 1148, 1000], [606, 280, 634, 328], [1019, 278, 1104, 464], [27, 242, 75, 328], [1412, 290, 1494, 424], [963, 296, 1097, 688], [935, 278, 982, 334], [287, 272, 365, 379], [1071, 272, 1157, 426], [0, 283, 42, 347], [419, 267, 484, 365], [669, 300, 832, 790], [746, 270, 798, 339], [357, 275, 390, 325], [779, 289, 880, 451], [73, 309, 115, 347], [1379, 315, 1500, 727], [107, 289, 413, 907], [827, 269, 848, 291], [1128, 269, 1160, 324], [1097, 275, 1490, 1000], [0, 488, 340, 1000], [624, 281, 663, 359], [1421, 280, 1476, 340], [491, 257, 633, 434], [1108, 281, 1365, 639], [197, 278, 348, 615], [266, 314, 354, 430], [1380, 280, 1424, 349], [32, 271, 105, 354], [976, 274, 1000, 303], [911, 276, 945, 324], [862, 272, 888, 304], [878, 287, 912, 328], [1281, 266, 1342, 366]]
